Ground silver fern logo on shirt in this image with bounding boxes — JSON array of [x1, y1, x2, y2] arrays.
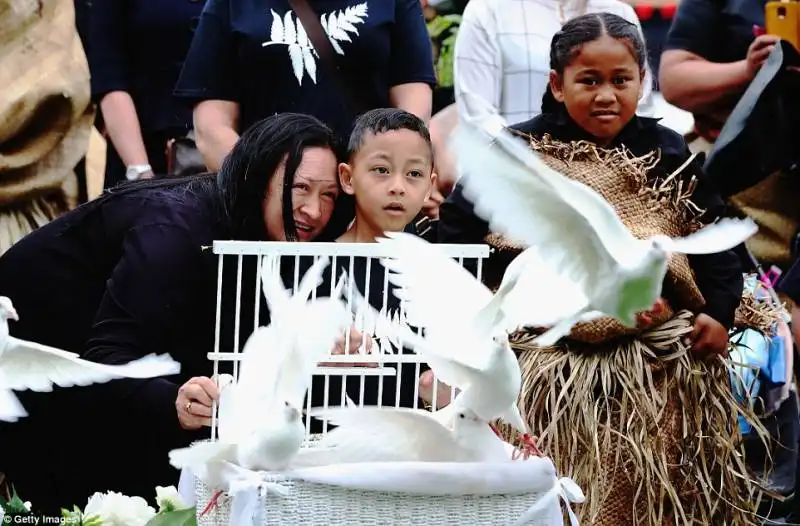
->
[[262, 3, 369, 85]]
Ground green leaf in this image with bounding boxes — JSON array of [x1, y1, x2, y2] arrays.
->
[[145, 508, 197, 526]]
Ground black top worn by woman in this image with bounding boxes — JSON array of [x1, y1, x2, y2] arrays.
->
[[438, 110, 743, 328]]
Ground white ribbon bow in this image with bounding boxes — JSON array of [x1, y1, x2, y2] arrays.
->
[[512, 476, 585, 526]]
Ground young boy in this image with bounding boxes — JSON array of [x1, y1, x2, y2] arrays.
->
[[326, 108, 446, 409], [337, 108, 436, 243]]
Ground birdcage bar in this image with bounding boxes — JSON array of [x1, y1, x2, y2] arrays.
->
[[209, 241, 491, 439], [210, 253, 224, 439], [212, 240, 490, 258], [232, 254, 244, 380], [357, 256, 372, 407], [253, 255, 262, 332]]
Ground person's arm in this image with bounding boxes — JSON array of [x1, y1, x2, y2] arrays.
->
[[453, 0, 502, 122], [83, 224, 208, 442], [88, 0, 152, 177], [194, 100, 241, 172], [658, 0, 777, 114], [390, 84, 434, 124], [388, 0, 437, 123], [174, 0, 240, 171]]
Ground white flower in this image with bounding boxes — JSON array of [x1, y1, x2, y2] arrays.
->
[[155, 485, 187, 512], [83, 491, 156, 526]]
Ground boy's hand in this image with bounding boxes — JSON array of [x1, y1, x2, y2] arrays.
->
[[689, 313, 729, 359], [326, 327, 377, 367], [418, 369, 457, 408]]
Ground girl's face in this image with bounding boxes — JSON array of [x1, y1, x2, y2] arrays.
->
[[549, 35, 644, 146], [262, 147, 340, 241]]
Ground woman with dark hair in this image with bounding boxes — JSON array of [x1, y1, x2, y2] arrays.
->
[[0, 113, 355, 514]]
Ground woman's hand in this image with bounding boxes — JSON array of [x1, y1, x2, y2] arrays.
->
[[689, 313, 729, 359], [325, 326, 377, 367], [176, 376, 220, 430]]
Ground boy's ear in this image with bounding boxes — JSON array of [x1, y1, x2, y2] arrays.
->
[[549, 71, 566, 103], [426, 171, 438, 201], [338, 162, 356, 196]]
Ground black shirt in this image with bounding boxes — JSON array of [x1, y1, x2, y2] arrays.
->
[[438, 110, 744, 328], [174, 0, 436, 141], [88, 0, 205, 133], [0, 181, 228, 513]]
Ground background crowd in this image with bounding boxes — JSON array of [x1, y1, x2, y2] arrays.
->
[[1, 0, 800, 522]]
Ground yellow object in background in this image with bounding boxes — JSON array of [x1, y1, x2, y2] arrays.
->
[[766, 0, 800, 50]]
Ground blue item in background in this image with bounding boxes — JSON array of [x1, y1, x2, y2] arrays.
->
[[729, 328, 788, 434]]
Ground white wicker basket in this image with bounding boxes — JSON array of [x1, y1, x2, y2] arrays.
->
[[192, 468, 571, 526]]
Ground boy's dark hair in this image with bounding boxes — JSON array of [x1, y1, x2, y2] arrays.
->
[[346, 108, 433, 160], [541, 12, 647, 114]]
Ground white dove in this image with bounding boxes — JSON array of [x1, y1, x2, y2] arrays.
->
[[374, 232, 527, 433], [0, 296, 181, 423], [169, 256, 352, 475], [294, 405, 510, 466], [450, 92, 758, 345]]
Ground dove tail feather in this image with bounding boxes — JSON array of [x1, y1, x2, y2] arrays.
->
[[534, 312, 586, 347], [168, 441, 235, 470]]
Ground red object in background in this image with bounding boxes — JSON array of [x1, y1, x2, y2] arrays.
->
[[634, 4, 677, 21], [660, 3, 677, 19], [635, 4, 655, 20], [753, 24, 766, 37]]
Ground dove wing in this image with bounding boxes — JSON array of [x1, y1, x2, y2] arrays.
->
[[451, 116, 645, 292], [378, 232, 493, 328], [0, 338, 180, 392], [216, 381, 247, 443], [294, 256, 332, 302], [457, 92, 644, 265], [377, 232, 502, 373], [309, 406, 463, 462], [276, 298, 353, 409], [657, 217, 758, 255], [234, 325, 282, 400], [260, 255, 293, 317], [496, 248, 596, 331]]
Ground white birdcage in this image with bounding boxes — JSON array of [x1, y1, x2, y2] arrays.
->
[[182, 240, 583, 526]]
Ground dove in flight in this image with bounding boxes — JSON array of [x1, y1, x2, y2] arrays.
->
[[169, 256, 353, 477], [450, 92, 758, 345], [0, 297, 181, 423], [294, 405, 510, 466], [373, 232, 527, 433]]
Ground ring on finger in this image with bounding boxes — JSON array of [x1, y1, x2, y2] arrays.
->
[[186, 401, 193, 414]]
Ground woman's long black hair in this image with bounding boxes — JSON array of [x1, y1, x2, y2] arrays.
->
[[540, 13, 647, 114], [99, 113, 352, 241]]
